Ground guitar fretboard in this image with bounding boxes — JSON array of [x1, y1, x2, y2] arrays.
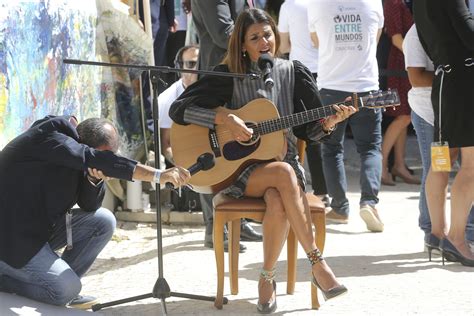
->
[[255, 102, 349, 136]]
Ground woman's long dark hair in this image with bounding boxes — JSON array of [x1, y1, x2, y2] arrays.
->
[[222, 8, 280, 74]]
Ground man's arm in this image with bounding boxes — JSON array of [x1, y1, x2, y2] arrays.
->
[[377, 28, 383, 44], [310, 31, 319, 48], [279, 32, 291, 54]]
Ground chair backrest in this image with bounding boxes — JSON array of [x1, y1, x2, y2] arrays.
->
[[296, 139, 306, 164]]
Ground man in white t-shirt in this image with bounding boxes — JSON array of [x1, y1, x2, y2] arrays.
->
[[159, 45, 199, 163], [278, 0, 330, 208], [308, 0, 385, 232]]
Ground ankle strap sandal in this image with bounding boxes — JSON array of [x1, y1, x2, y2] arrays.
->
[[307, 249, 348, 301], [306, 248, 324, 265], [259, 268, 276, 283]]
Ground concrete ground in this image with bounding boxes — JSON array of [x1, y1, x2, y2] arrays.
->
[[1, 136, 473, 315]]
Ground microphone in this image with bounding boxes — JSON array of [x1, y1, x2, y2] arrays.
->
[[165, 153, 215, 189], [257, 53, 274, 88]]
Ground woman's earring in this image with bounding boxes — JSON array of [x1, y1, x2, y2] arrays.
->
[[242, 51, 247, 58]]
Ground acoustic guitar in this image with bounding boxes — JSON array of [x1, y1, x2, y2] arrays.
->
[[171, 90, 400, 193]]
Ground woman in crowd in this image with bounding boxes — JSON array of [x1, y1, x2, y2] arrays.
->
[[170, 8, 353, 313], [413, 0, 474, 266]]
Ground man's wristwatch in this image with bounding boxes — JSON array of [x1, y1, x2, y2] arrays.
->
[[153, 169, 162, 183]]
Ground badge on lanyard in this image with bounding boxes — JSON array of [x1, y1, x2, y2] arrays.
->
[[431, 141, 451, 172]]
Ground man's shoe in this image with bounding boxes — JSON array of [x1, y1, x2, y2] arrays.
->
[[317, 194, 331, 209], [325, 209, 349, 224], [359, 204, 384, 232], [204, 239, 247, 253], [68, 295, 99, 310], [240, 222, 263, 242]]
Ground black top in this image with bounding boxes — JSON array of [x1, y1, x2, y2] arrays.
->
[[169, 60, 325, 143], [414, 0, 474, 66], [0, 116, 138, 268]]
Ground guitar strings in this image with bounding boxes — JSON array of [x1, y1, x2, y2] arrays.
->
[[207, 93, 395, 139]]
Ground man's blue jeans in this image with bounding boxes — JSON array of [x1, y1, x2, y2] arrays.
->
[[320, 89, 382, 216], [0, 207, 115, 305], [411, 111, 474, 241]]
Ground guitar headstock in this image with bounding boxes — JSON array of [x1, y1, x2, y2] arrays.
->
[[359, 89, 400, 109]]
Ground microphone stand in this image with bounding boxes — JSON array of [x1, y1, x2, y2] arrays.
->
[[63, 59, 259, 315]]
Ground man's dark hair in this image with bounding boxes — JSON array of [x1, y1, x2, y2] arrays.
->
[[76, 118, 119, 152]]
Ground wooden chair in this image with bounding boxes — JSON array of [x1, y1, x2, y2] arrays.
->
[[212, 139, 326, 310]]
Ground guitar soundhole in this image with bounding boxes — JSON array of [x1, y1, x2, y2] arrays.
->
[[223, 139, 261, 161]]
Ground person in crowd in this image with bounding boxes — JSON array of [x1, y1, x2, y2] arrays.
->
[[380, 0, 419, 186], [159, 45, 200, 164], [278, 0, 330, 208], [413, 0, 474, 266], [190, 0, 263, 250], [308, 0, 385, 232], [403, 18, 474, 259], [170, 8, 353, 313], [151, 0, 176, 67], [0, 116, 190, 309], [191, 0, 248, 71], [164, 0, 189, 86]]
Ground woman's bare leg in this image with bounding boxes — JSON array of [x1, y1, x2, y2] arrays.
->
[[426, 148, 459, 239], [425, 168, 449, 238], [258, 188, 289, 304], [449, 146, 474, 259], [381, 115, 411, 181], [245, 161, 341, 291]]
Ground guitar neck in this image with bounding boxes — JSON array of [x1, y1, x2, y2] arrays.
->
[[255, 102, 347, 136]]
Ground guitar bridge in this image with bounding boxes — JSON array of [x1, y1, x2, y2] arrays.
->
[[209, 129, 221, 157]]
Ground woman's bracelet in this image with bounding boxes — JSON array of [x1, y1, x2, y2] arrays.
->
[[322, 120, 336, 133]]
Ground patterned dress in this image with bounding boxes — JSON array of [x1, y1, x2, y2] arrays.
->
[[384, 0, 413, 116]]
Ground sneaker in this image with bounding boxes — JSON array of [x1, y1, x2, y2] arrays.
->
[[359, 205, 384, 232], [325, 209, 349, 224], [68, 295, 99, 310]]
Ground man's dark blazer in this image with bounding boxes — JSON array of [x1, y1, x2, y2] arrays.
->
[[191, 0, 248, 71], [0, 116, 138, 268]]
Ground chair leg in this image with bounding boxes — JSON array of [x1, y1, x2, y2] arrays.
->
[[311, 212, 326, 309], [228, 219, 240, 295], [286, 228, 297, 294], [314, 213, 326, 253], [214, 216, 226, 309]]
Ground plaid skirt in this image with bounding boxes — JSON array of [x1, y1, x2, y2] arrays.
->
[[221, 157, 306, 198]]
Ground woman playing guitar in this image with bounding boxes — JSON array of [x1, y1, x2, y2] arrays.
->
[[170, 8, 354, 313]]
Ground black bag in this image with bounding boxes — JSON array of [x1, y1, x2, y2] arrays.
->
[[170, 186, 202, 212]]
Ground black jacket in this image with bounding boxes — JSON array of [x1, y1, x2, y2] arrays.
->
[[0, 116, 137, 268]]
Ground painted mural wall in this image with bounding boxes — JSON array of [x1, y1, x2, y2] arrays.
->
[[0, 0, 151, 159]]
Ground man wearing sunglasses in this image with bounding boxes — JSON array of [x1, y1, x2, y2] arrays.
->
[[159, 45, 200, 164]]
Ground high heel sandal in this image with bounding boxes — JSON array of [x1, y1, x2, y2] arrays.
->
[[257, 268, 277, 314], [424, 234, 441, 262], [440, 239, 474, 267], [391, 168, 421, 185], [307, 249, 348, 300]]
